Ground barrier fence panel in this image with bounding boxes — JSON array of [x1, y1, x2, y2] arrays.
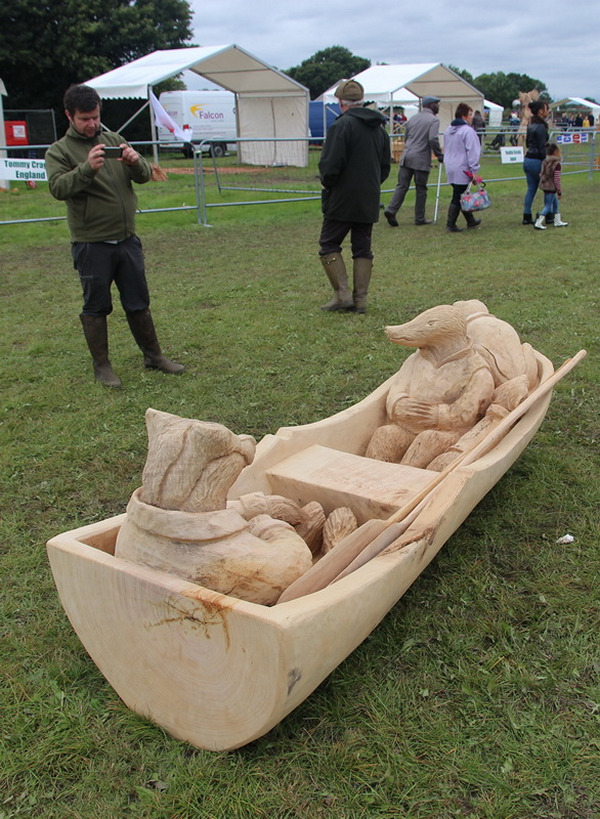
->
[[0, 132, 597, 228]]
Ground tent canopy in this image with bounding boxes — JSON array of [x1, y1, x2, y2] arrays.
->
[[550, 97, 600, 116], [85, 45, 306, 99], [85, 46, 309, 166], [321, 63, 484, 131]]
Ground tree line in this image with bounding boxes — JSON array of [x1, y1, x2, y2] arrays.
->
[[1, 3, 592, 129]]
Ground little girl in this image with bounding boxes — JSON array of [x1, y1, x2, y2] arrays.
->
[[535, 143, 569, 229]]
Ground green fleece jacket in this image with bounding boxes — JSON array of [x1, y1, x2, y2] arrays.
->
[[45, 125, 152, 242]]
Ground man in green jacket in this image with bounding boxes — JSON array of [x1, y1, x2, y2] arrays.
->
[[318, 80, 391, 314], [45, 84, 183, 388]]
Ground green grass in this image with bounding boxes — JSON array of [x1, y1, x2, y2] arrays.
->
[[1, 157, 599, 818]]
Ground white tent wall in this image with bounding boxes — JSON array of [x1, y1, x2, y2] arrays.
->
[[237, 94, 307, 166], [484, 100, 504, 127], [85, 46, 309, 167]]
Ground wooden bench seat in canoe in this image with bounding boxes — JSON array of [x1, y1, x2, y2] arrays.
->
[[265, 444, 438, 524]]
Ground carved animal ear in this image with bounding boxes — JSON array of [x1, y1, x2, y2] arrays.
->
[[145, 408, 183, 441]]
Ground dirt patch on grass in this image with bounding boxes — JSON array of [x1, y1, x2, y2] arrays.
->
[[163, 166, 265, 176]]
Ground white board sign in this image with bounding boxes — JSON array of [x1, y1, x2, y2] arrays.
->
[[500, 147, 524, 164], [0, 158, 47, 181]]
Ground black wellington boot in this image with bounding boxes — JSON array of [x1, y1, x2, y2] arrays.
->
[[126, 309, 185, 374], [79, 314, 122, 388], [446, 203, 463, 233]]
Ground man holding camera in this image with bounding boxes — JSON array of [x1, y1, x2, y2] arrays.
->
[[45, 83, 183, 388]]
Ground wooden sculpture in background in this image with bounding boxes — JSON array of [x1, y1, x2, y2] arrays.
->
[[517, 89, 540, 146]]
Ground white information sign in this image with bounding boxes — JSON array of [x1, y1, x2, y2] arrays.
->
[[500, 146, 524, 164], [0, 158, 47, 181]]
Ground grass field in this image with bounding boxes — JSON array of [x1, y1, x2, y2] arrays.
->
[[1, 153, 599, 819]]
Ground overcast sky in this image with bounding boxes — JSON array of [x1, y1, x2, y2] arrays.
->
[[187, 0, 599, 102]]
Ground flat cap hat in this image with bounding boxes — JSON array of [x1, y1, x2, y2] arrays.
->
[[421, 95, 441, 106], [334, 80, 364, 101]]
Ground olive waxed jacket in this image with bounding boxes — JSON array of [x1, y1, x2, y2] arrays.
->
[[45, 125, 152, 242], [319, 107, 391, 224]]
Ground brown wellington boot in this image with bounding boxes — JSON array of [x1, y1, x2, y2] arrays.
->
[[125, 308, 184, 374], [319, 253, 354, 311], [79, 314, 122, 388], [351, 257, 373, 314]]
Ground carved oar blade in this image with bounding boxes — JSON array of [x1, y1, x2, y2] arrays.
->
[[276, 518, 386, 604]]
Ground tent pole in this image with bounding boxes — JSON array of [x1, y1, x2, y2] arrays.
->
[[148, 87, 159, 164], [0, 85, 9, 191], [433, 161, 443, 223]]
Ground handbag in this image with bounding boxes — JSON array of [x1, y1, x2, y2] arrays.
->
[[460, 181, 491, 212]]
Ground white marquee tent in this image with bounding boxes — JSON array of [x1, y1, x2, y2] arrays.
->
[[550, 97, 600, 120], [321, 64, 484, 132], [85, 46, 310, 166]]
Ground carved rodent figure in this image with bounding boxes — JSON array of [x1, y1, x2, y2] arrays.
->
[[116, 409, 312, 605], [366, 305, 495, 467], [453, 300, 539, 390]]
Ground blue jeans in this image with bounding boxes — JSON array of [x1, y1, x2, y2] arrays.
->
[[540, 192, 558, 217], [523, 157, 542, 215]]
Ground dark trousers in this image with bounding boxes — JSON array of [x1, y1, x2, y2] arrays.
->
[[319, 218, 373, 259], [450, 183, 469, 207], [71, 235, 150, 317], [386, 164, 430, 222]]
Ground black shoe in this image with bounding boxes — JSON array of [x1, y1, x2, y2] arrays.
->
[[522, 213, 533, 225], [415, 219, 432, 225], [446, 224, 463, 233], [384, 211, 399, 227], [466, 218, 481, 229]]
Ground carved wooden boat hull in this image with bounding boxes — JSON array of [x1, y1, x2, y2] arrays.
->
[[47, 352, 554, 751]]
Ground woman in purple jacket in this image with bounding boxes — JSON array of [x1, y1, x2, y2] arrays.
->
[[443, 103, 482, 233]]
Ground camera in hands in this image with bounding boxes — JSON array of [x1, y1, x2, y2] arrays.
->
[[103, 146, 123, 158]]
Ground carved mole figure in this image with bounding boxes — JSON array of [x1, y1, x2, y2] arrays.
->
[[365, 305, 495, 468]]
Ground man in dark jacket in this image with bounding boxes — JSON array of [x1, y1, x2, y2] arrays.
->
[[383, 95, 443, 227], [318, 80, 391, 314], [45, 84, 183, 388]]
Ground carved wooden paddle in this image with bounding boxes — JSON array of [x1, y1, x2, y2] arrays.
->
[[276, 350, 586, 604]]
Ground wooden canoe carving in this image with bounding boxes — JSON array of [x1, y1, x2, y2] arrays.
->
[[46, 298, 586, 751]]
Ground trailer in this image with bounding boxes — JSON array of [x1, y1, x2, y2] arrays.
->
[[157, 90, 237, 158]]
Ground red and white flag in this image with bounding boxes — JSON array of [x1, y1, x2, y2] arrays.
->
[[149, 90, 187, 141]]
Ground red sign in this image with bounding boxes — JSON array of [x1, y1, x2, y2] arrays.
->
[[4, 121, 29, 146]]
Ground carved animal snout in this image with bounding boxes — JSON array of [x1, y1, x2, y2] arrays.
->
[[385, 305, 467, 348]]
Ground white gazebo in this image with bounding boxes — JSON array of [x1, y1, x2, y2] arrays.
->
[[550, 97, 600, 121], [321, 64, 484, 131], [85, 46, 310, 166]]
